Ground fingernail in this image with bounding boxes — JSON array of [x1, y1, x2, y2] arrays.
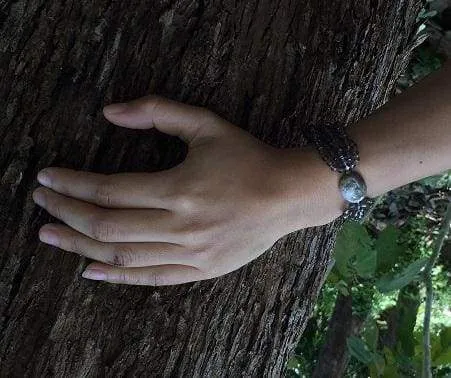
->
[[39, 228, 59, 246], [37, 169, 52, 187], [32, 189, 46, 206], [104, 103, 128, 115], [82, 269, 107, 281]]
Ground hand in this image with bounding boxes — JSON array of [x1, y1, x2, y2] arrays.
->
[[33, 96, 342, 286]]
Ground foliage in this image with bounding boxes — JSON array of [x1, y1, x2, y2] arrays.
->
[[375, 226, 404, 272], [332, 221, 374, 280], [330, 220, 426, 296], [340, 215, 449, 377], [288, 198, 450, 377], [347, 336, 378, 365], [420, 170, 451, 190], [375, 258, 428, 293], [408, 45, 445, 83]]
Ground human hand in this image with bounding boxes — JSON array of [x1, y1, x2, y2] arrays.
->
[[33, 96, 342, 286]]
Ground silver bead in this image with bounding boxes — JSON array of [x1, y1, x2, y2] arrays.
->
[[339, 171, 367, 203]]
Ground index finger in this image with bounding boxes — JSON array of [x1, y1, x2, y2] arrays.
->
[[103, 95, 227, 145], [37, 167, 176, 209]]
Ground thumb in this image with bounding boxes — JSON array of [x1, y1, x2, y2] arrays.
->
[[103, 95, 224, 145]]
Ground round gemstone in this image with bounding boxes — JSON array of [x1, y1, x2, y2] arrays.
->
[[339, 171, 367, 203]]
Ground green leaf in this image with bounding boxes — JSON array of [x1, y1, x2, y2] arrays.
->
[[440, 327, 451, 349], [431, 327, 451, 366], [370, 353, 386, 376], [375, 258, 428, 293], [334, 221, 373, 278], [420, 171, 451, 189], [347, 336, 376, 364], [393, 285, 421, 357], [418, 10, 438, 19], [381, 363, 399, 378], [355, 247, 377, 278], [326, 271, 340, 284], [362, 319, 379, 352], [430, 332, 443, 363], [434, 348, 451, 366], [336, 280, 349, 296], [286, 356, 300, 370], [375, 225, 404, 273], [381, 347, 399, 377]]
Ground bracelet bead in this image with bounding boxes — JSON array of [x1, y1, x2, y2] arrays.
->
[[338, 171, 367, 203], [306, 123, 375, 222]]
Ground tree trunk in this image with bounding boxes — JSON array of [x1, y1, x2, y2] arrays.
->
[[312, 294, 366, 378], [0, 0, 421, 376]]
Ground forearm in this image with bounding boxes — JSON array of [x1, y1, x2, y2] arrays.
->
[[349, 62, 451, 197], [275, 63, 451, 230]]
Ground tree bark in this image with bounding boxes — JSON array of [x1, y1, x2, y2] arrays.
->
[[312, 294, 366, 378], [0, 0, 421, 376]]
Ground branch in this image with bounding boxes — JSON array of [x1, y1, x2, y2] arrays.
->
[[422, 199, 451, 378]]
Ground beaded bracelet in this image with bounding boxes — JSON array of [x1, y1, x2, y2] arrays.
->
[[306, 124, 375, 222]]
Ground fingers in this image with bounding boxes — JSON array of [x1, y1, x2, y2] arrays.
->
[[37, 167, 174, 209], [32, 187, 177, 243], [38, 223, 214, 285], [103, 95, 226, 145], [81, 262, 209, 286], [39, 223, 194, 268]]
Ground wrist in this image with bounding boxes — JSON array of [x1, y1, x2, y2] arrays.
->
[[270, 147, 343, 233], [347, 119, 393, 198]]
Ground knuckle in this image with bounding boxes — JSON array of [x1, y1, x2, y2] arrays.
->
[[197, 107, 217, 123], [117, 270, 132, 284], [69, 236, 83, 254], [109, 245, 135, 267], [143, 96, 164, 117], [53, 204, 64, 220], [176, 222, 206, 245], [174, 194, 199, 213], [196, 107, 226, 135], [89, 213, 119, 242], [193, 247, 219, 273], [197, 107, 212, 118], [48, 197, 64, 219], [148, 272, 163, 286], [192, 248, 213, 269], [94, 177, 115, 206], [120, 271, 146, 285]]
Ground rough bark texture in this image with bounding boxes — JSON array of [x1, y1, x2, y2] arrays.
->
[[0, 0, 421, 376], [312, 294, 366, 378]]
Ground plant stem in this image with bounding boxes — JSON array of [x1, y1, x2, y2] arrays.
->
[[422, 199, 451, 378]]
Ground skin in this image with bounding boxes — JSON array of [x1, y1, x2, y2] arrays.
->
[[32, 64, 451, 286]]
